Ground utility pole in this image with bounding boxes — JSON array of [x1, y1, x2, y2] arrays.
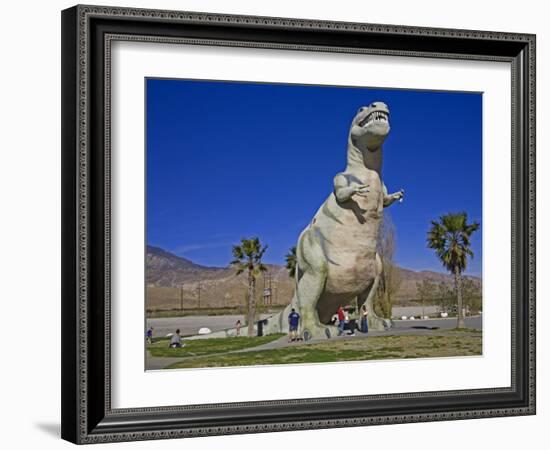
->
[[180, 285, 183, 311], [262, 272, 272, 306], [422, 296, 426, 320], [197, 281, 202, 309], [268, 272, 273, 307]]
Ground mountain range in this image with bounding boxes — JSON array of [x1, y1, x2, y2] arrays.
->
[[146, 245, 481, 310]]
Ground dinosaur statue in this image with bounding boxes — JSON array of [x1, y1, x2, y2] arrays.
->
[[263, 101, 404, 340]]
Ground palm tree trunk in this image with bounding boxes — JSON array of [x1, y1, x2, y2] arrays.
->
[[247, 271, 256, 336], [454, 266, 465, 328]]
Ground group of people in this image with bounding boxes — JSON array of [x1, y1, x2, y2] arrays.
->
[[332, 304, 369, 336], [145, 304, 369, 348], [286, 304, 369, 342]]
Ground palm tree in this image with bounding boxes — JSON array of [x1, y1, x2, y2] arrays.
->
[[427, 212, 480, 328], [285, 246, 297, 278], [230, 237, 268, 336]]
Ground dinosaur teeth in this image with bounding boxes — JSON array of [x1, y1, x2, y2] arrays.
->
[[360, 111, 389, 126]]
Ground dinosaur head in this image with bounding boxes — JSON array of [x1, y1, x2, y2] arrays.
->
[[350, 102, 390, 150]]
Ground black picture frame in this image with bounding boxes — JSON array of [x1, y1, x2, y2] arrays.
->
[[61, 4, 536, 444]]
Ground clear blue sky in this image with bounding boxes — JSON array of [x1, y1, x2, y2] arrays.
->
[[146, 79, 482, 275]]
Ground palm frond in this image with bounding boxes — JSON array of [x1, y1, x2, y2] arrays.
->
[[427, 212, 479, 275], [230, 237, 269, 278], [285, 246, 297, 278]]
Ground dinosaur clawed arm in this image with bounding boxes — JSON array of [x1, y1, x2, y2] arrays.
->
[[333, 174, 368, 203], [383, 184, 405, 207]]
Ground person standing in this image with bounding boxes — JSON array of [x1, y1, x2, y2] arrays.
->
[[361, 305, 369, 334], [288, 308, 301, 342], [146, 326, 154, 344], [235, 319, 242, 336], [337, 305, 345, 336]]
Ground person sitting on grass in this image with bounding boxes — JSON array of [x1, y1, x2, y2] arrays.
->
[[169, 329, 183, 348], [288, 308, 300, 342]]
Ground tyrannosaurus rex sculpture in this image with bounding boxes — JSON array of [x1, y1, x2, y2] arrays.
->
[[264, 101, 404, 340]]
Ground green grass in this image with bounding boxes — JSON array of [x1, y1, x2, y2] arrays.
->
[[166, 334, 482, 369], [444, 327, 482, 333], [147, 334, 284, 358]]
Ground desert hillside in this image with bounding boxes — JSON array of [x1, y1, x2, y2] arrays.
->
[[146, 245, 480, 310]]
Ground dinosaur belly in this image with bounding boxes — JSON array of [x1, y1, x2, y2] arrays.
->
[[319, 189, 382, 296], [325, 248, 377, 295], [316, 213, 381, 323], [317, 252, 377, 324]]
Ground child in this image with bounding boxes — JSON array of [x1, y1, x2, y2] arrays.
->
[[235, 319, 242, 336]]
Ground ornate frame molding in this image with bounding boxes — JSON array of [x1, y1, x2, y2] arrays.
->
[[61, 4, 536, 444]]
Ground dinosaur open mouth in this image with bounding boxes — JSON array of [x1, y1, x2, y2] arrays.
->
[[359, 110, 389, 127]]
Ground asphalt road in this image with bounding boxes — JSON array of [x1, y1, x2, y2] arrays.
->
[[146, 314, 481, 338], [392, 306, 439, 317], [391, 315, 482, 332]]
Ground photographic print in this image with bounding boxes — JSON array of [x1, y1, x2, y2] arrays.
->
[[145, 78, 483, 371]]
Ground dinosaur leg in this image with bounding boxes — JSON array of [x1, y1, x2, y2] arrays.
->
[[296, 270, 333, 341], [263, 276, 330, 340], [357, 253, 392, 331]]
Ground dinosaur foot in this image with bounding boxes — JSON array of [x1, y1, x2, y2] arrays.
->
[[369, 316, 393, 331], [302, 325, 335, 341]]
